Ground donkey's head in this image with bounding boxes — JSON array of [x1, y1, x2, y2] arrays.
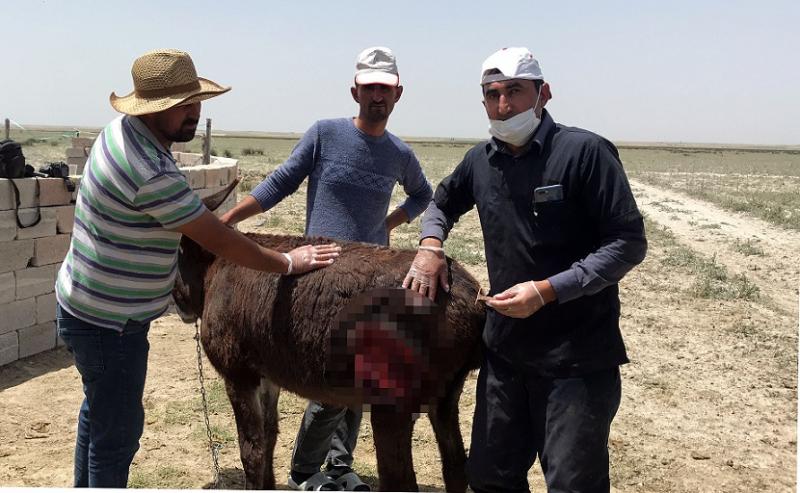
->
[[172, 179, 239, 323]]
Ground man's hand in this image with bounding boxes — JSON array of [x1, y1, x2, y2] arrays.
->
[[402, 246, 449, 301], [219, 210, 235, 227], [176, 211, 340, 275], [485, 280, 554, 318], [286, 243, 341, 275]]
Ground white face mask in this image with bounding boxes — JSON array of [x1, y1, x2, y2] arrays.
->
[[487, 90, 542, 147]]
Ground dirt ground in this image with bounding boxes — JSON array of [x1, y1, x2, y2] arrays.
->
[[0, 182, 796, 492]]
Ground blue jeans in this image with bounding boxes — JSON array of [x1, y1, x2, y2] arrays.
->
[[57, 304, 150, 488], [291, 401, 362, 474]]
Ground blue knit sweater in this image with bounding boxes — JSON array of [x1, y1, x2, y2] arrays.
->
[[250, 118, 432, 245]]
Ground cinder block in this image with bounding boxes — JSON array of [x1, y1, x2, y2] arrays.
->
[[0, 178, 37, 211], [191, 168, 207, 189], [0, 298, 36, 335], [66, 156, 86, 166], [16, 208, 57, 239], [71, 137, 95, 148], [0, 239, 34, 273], [32, 234, 71, 267], [55, 205, 75, 233], [0, 332, 19, 366], [39, 179, 73, 206], [227, 163, 239, 184], [204, 165, 229, 188], [180, 166, 206, 189], [0, 178, 74, 212], [171, 142, 187, 152], [212, 156, 237, 166], [15, 208, 57, 240], [177, 153, 204, 167], [66, 148, 89, 158], [0, 272, 14, 303], [36, 292, 57, 323], [0, 210, 16, 241], [18, 322, 56, 359], [70, 177, 82, 201], [15, 264, 57, 299]]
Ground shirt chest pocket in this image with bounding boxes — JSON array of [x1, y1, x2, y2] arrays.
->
[[532, 200, 574, 245]]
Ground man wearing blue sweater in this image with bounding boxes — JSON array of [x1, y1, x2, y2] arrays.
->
[[220, 47, 433, 491]]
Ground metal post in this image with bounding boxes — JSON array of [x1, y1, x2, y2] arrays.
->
[[203, 118, 212, 164], [4, 119, 9, 140]]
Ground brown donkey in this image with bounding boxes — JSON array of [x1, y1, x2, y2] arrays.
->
[[172, 184, 485, 491]]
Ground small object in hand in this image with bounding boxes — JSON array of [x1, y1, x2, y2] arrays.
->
[[475, 288, 492, 304]]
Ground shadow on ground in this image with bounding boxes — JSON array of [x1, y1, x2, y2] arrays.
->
[[202, 468, 446, 491], [0, 346, 74, 392]]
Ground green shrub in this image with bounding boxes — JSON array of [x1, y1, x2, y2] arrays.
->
[[242, 147, 265, 156], [731, 239, 765, 256]]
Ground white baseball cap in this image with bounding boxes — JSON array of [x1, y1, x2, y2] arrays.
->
[[480, 47, 543, 85], [355, 46, 399, 86]]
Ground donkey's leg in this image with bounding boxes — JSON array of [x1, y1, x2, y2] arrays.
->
[[225, 374, 268, 489], [428, 369, 470, 493], [371, 410, 418, 492], [257, 377, 281, 490]]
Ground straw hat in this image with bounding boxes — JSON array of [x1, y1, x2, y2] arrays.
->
[[110, 49, 230, 116]]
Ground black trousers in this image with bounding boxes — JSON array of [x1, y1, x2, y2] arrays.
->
[[467, 351, 621, 493]]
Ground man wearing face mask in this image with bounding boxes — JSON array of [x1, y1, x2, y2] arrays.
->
[[403, 47, 647, 492]]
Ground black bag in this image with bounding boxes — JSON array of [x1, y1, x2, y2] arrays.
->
[[0, 139, 41, 228], [39, 161, 76, 192], [39, 161, 69, 179], [0, 139, 26, 179]]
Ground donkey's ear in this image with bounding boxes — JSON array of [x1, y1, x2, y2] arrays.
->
[[202, 178, 240, 211]]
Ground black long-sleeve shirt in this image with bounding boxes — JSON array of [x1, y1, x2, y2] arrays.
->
[[420, 110, 647, 376]]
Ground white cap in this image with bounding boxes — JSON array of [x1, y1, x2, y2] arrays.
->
[[355, 46, 399, 86], [480, 47, 543, 85]]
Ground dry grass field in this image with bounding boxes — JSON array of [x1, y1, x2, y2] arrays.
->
[[1, 131, 797, 491]]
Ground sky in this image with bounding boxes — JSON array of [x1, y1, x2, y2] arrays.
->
[[1, 0, 798, 145]]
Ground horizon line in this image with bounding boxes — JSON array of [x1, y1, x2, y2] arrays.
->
[[7, 123, 800, 151]]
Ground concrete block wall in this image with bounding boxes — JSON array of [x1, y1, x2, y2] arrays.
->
[[173, 155, 239, 217], [64, 137, 93, 174], [64, 138, 188, 175], [0, 152, 238, 367], [0, 177, 71, 366]]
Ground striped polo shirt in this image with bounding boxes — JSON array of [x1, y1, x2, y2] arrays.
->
[[55, 115, 205, 331]]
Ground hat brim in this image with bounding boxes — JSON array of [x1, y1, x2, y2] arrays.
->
[[480, 73, 544, 85], [355, 72, 399, 86], [110, 77, 230, 116]]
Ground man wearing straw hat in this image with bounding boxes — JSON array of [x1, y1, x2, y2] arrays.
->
[[220, 46, 432, 491], [55, 48, 341, 488]]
